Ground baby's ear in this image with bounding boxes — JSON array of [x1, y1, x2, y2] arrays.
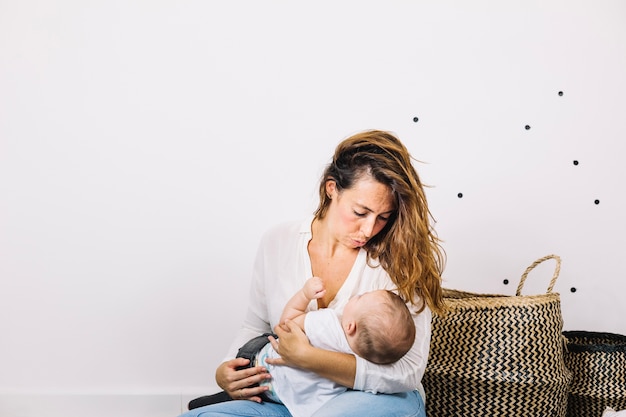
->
[[344, 321, 357, 337]]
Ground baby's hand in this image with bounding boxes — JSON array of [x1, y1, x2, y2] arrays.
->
[[303, 277, 326, 300]]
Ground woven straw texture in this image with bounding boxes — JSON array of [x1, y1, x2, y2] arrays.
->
[[563, 331, 626, 417], [423, 255, 571, 417]]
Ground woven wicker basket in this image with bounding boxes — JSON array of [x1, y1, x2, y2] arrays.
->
[[563, 331, 626, 417], [423, 255, 572, 417]]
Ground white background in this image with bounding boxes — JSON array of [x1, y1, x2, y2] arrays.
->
[[1, 1, 625, 416]]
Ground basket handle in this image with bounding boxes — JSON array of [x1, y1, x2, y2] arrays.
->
[[516, 254, 561, 296]]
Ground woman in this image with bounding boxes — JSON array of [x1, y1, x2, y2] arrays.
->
[[180, 129, 445, 417]]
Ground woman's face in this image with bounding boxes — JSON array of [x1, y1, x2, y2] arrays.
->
[[325, 175, 395, 249]]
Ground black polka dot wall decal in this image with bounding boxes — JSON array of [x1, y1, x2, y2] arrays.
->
[[558, 91, 564, 96], [413, 117, 419, 123], [525, 125, 531, 130], [573, 160, 579, 166], [570, 287, 577, 293], [594, 199, 600, 205], [503, 279, 509, 285], [457, 193, 463, 198]]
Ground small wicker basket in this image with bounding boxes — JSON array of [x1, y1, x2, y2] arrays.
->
[[563, 331, 626, 417]]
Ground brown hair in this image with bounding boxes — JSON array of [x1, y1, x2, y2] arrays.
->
[[314, 130, 446, 314], [353, 290, 416, 364]]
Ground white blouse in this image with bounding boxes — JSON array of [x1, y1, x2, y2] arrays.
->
[[223, 217, 431, 399]]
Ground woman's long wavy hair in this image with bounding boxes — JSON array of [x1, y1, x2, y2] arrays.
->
[[314, 130, 446, 315]]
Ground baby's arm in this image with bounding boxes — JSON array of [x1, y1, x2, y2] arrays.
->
[[279, 277, 326, 325]]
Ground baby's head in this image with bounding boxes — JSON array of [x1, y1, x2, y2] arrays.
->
[[342, 290, 416, 365]]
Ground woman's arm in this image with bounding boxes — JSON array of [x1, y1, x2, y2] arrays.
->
[[214, 230, 277, 402], [298, 347, 356, 388], [268, 304, 432, 394]]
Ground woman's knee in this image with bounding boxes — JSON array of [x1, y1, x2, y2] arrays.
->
[[176, 401, 291, 417], [312, 390, 425, 417]]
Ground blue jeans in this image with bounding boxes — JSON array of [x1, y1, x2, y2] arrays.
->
[[177, 390, 425, 417]]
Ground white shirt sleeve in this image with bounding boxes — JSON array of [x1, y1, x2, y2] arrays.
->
[[223, 220, 308, 361], [222, 233, 272, 360]]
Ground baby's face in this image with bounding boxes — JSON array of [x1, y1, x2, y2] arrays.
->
[[343, 290, 388, 323]]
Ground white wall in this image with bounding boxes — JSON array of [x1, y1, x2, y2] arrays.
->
[[1, 1, 625, 416]]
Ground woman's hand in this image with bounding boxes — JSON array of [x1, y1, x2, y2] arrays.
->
[[268, 321, 357, 388], [266, 320, 313, 368], [215, 358, 271, 403]]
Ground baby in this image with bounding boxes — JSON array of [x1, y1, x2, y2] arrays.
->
[[236, 277, 416, 417]]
